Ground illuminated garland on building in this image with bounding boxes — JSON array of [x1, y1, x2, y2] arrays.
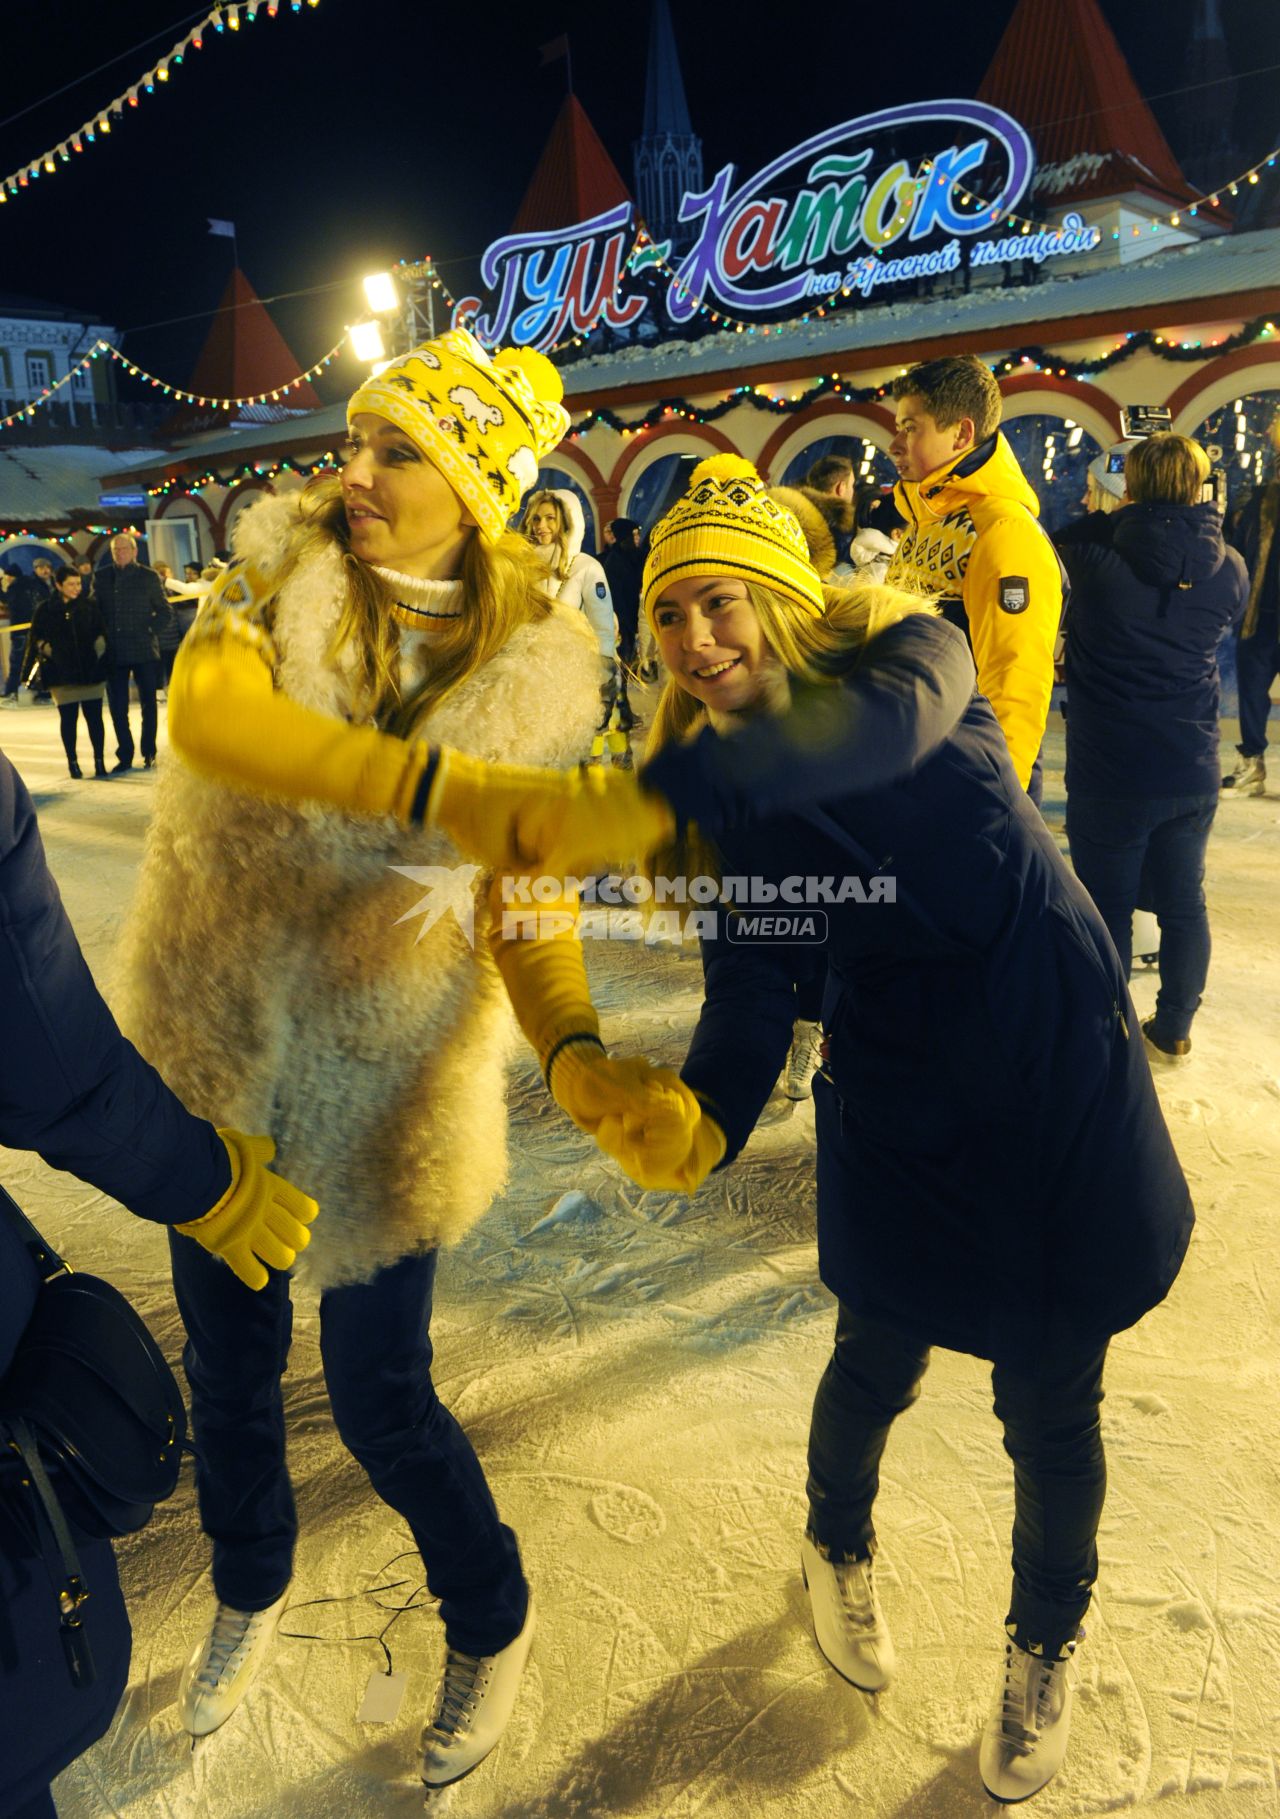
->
[[0, 336, 347, 432], [145, 451, 342, 500], [0, 3, 321, 205], [46, 317, 1279, 500], [564, 316, 1279, 440]]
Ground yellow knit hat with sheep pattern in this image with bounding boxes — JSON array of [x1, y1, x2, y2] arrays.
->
[[642, 455, 825, 626], [347, 328, 569, 543]]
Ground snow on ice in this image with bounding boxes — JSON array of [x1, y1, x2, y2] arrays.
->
[[2, 697, 1278, 1818]]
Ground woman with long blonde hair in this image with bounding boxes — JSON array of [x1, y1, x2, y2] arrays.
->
[[113, 330, 632, 1791], [408, 455, 1195, 1805]]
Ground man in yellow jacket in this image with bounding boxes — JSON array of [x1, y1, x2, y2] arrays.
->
[[886, 355, 1061, 795]]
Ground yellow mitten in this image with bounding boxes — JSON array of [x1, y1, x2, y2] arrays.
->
[[175, 1130, 318, 1291], [549, 1048, 726, 1193], [431, 747, 676, 875], [597, 1074, 726, 1193]]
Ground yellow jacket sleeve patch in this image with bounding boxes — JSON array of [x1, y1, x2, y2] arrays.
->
[[962, 513, 1061, 789]]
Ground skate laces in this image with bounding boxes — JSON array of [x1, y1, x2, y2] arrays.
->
[[994, 1643, 1068, 1756], [428, 1648, 490, 1740], [834, 1556, 878, 1631], [195, 1603, 264, 1689]]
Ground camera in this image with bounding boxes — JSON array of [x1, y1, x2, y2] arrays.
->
[[1118, 405, 1227, 511]]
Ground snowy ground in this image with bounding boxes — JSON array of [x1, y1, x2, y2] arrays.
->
[[2, 694, 1278, 1819]]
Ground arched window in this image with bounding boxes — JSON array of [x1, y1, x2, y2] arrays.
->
[[779, 435, 896, 493], [1191, 391, 1280, 515], [1000, 415, 1104, 533], [624, 451, 699, 534]]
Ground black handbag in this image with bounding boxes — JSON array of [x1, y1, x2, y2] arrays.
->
[[0, 1182, 188, 1686]]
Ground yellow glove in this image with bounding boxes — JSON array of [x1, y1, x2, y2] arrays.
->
[[168, 633, 433, 823], [175, 1129, 318, 1291], [549, 1046, 727, 1193], [429, 748, 677, 876]]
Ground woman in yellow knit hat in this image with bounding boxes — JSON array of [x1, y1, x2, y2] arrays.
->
[[112, 328, 671, 1790], [390, 455, 1195, 1805]]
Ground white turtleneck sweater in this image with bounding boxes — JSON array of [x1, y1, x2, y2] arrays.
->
[[373, 566, 465, 695]]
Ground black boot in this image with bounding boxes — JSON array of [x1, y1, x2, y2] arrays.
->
[[68, 759, 83, 779]]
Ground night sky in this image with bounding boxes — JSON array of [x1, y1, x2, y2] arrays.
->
[[2, 0, 1278, 406]]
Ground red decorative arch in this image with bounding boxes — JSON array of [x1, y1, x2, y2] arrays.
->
[[756, 400, 895, 482], [216, 479, 271, 543], [1164, 346, 1280, 427], [549, 442, 608, 494], [998, 375, 1123, 438], [607, 420, 737, 497]]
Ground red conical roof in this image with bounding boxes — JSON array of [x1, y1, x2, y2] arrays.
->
[[185, 268, 322, 414], [977, 0, 1198, 210], [513, 94, 631, 233]]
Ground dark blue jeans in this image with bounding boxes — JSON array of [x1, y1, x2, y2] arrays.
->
[[1066, 792, 1217, 1041], [1236, 619, 1280, 757], [2, 630, 26, 697], [106, 658, 159, 765], [168, 1234, 528, 1657], [807, 1305, 1107, 1658]]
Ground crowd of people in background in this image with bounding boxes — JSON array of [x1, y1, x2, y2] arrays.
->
[[0, 540, 226, 777]]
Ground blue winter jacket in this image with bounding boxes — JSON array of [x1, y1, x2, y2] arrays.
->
[[642, 614, 1193, 1365], [0, 749, 230, 1812], [1057, 501, 1247, 798]]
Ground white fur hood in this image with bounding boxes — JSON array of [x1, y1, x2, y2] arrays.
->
[[552, 488, 586, 567]]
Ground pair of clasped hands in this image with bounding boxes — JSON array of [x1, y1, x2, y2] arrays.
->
[[424, 746, 728, 1201]]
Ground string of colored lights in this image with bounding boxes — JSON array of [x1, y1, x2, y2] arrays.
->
[[921, 140, 1280, 243], [0, 524, 142, 550], [0, 335, 348, 433], [563, 316, 1279, 441], [145, 451, 342, 500], [0, 2, 322, 206]]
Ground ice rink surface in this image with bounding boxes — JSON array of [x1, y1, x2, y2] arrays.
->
[[2, 694, 1278, 1819]]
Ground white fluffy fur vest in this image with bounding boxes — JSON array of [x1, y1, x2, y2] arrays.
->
[[113, 491, 601, 1290]]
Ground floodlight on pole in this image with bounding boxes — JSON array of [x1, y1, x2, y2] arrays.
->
[[348, 319, 387, 364], [363, 271, 399, 315]]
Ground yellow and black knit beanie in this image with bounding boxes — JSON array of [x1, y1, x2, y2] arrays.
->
[[347, 327, 569, 543], [642, 455, 825, 627]]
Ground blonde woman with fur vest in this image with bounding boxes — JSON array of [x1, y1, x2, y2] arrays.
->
[[112, 330, 667, 1792]]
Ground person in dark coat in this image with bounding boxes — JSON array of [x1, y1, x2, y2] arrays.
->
[[602, 517, 643, 736], [28, 568, 110, 778], [430, 457, 1194, 1804], [92, 535, 172, 771], [1058, 433, 1248, 1061], [1223, 432, 1280, 796], [2, 561, 55, 701], [0, 750, 317, 1818]]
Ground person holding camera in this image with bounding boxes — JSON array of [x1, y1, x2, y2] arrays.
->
[[1058, 433, 1247, 1061]]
